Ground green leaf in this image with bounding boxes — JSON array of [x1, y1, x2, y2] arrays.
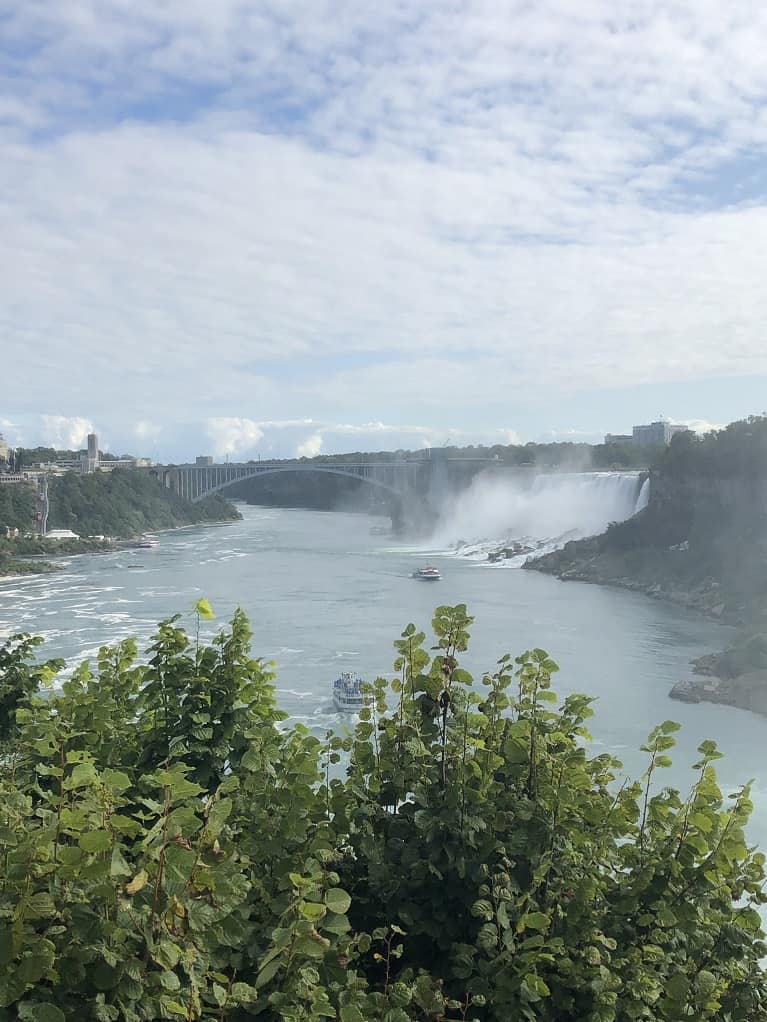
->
[[79, 830, 112, 853], [470, 899, 494, 921], [66, 762, 97, 788], [518, 911, 550, 933], [18, 954, 51, 984], [255, 957, 282, 989], [665, 974, 690, 1002], [23, 1005, 66, 1022], [299, 902, 327, 921], [160, 1000, 188, 1017], [340, 1008, 365, 1022], [323, 912, 351, 936], [230, 982, 256, 1004], [110, 846, 132, 877], [324, 887, 351, 915], [521, 974, 551, 1001]]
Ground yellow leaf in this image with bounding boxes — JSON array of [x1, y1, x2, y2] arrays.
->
[[126, 869, 148, 895], [194, 598, 215, 620]]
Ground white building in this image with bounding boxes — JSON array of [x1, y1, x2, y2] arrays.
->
[[632, 421, 690, 446]]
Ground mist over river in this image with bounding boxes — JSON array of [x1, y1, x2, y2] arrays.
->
[[2, 503, 767, 847]]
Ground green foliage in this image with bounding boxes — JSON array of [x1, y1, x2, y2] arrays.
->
[[657, 415, 767, 479], [46, 470, 240, 538], [0, 482, 36, 533], [1, 606, 766, 1020]]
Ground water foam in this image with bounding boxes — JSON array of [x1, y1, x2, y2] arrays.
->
[[432, 471, 643, 560]]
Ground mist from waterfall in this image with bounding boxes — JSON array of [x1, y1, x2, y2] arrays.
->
[[431, 471, 643, 557]]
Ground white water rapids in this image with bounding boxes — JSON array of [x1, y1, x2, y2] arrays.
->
[[430, 471, 645, 561]]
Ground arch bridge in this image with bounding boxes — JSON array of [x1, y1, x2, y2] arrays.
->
[[156, 460, 423, 504]]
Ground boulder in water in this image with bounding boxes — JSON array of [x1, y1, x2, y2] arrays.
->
[[669, 680, 701, 704]]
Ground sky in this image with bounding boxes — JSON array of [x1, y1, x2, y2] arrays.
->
[[2, 0, 767, 461]]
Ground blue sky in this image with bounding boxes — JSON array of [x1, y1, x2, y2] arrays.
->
[[2, 0, 767, 460]]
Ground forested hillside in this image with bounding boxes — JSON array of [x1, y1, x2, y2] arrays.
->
[[0, 604, 764, 1020], [0, 481, 36, 533], [47, 470, 240, 537]]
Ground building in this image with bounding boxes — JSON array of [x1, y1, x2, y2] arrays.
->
[[0, 433, 8, 463], [81, 432, 100, 474], [632, 421, 690, 446], [97, 457, 153, 472], [196, 455, 214, 466], [604, 421, 692, 447]]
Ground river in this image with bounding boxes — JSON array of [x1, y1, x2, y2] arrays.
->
[[2, 503, 767, 847]]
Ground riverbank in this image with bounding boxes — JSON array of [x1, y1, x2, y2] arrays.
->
[[0, 517, 242, 581], [0, 559, 59, 580], [524, 538, 739, 621], [0, 536, 114, 580], [0, 470, 242, 579]]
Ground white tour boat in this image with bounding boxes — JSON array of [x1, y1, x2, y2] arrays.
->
[[332, 672, 371, 713], [411, 564, 441, 581]]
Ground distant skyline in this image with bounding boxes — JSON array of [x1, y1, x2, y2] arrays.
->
[[0, 412, 745, 463], [3, 2, 767, 461]]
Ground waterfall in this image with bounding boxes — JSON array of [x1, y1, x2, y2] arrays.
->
[[634, 477, 650, 513], [431, 471, 643, 555]]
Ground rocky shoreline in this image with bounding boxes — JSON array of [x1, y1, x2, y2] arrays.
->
[[526, 543, 765, 717], [668, 669, 767, 717], [525, 541, 739, 621]]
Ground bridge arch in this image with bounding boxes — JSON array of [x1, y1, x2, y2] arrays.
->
[[197, 465, 405, 502], [158, 461, 420, 505]]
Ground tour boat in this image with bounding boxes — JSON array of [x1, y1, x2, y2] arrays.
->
[[137, 534, 159, 548], [332, 672, 371, 713], [411, 564, 441, 581]]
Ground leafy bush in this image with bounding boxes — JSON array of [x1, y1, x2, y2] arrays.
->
[[1, 605, 765, 1021]]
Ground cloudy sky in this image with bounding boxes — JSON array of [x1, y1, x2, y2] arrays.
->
[[3, 0, 766, 460]]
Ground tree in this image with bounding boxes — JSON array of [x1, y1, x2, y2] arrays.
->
[[0, 605, 765, 1020]]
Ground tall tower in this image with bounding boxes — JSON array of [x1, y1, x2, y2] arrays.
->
[[82, 432, 100, 473]]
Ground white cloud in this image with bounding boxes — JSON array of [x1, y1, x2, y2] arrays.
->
[[0, 419, 22, 446], [134, 420, 161, 439], [680, 419, 724, 434], [296, 432, 324, 458], [1, 1, 766, 447], [205, 418, 264, 457], [40, 415, 95, 449]]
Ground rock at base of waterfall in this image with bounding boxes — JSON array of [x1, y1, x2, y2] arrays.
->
[[669, 680, 701, 704]]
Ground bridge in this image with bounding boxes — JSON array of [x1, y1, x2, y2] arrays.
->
[[156, 458, 431, 505]]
